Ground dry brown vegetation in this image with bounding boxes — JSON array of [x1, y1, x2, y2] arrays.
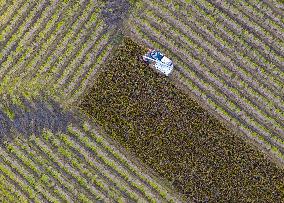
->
[[80, 38, 284, 202]]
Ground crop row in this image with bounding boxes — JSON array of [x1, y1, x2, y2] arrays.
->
[[0, 0, 34, 46], [233, 0, 284, 41], [132, 1, 284, 138], [0, 0, 24, 31], [67, 40, 114, 103], [0, 0, 115, 105], [0, 0, 44, 68], [0, 0, 69, 80], [0, 173, 28, 203], [126, 12, 284, 165], [0, 0, 87, 99], [0, 119, 181, 202], [191, 0, 284, 90], [249, 0, 283, 26], [262, 0, 284, 17], [192, 0, 284, 78], [6, 0, 84, 80], [81, 122, 179, 202], [209, 0, 284, 57]]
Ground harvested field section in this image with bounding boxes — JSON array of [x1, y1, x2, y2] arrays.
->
[[80, 38, 284, 202]]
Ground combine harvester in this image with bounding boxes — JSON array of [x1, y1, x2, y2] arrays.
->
[[143, 49, 174, 76]]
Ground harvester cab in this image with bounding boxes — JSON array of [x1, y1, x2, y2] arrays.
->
[[142, 49, 174, 76]]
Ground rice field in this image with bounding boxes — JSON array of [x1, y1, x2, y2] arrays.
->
[[125, 0, 284, 167], [0, 0, 283, 202]]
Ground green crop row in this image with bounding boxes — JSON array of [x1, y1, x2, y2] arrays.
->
[[207, 0, 283, 64], [54, 20, 105, 89], [227, 0, 283, 43], [30, 134, 105, 201], [194, 0, 284, 77], [248, 0, 284, 26], [15, 136, 92, 202], [0, 0, 24, 31], [0, 173, 28, 203], [0, 145, 59, 202], [180, 1, 284, 93], [4, 141, 70, 202], [57, 132, 140, 201], [62, 28, 110, 96], [238, 0, 284, 39], [0, 160, 41, 202], [42, 130, 114, 200], [14, 0, 83, 78], [0, 0, 31, 44], [0, 0, 41, 76]]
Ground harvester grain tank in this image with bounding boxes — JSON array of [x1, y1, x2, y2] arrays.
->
[[143, 49, 174, 76]]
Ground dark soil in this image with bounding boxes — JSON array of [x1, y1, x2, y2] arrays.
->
[[0, 96, 80, 140], [80, 38, 284, 202], [100, 0, 131, 28]]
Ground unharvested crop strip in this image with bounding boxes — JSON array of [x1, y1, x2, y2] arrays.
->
[[131, 17, 284, 145], [151, 1, 284, 128], [143, 0, 282, 125]]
